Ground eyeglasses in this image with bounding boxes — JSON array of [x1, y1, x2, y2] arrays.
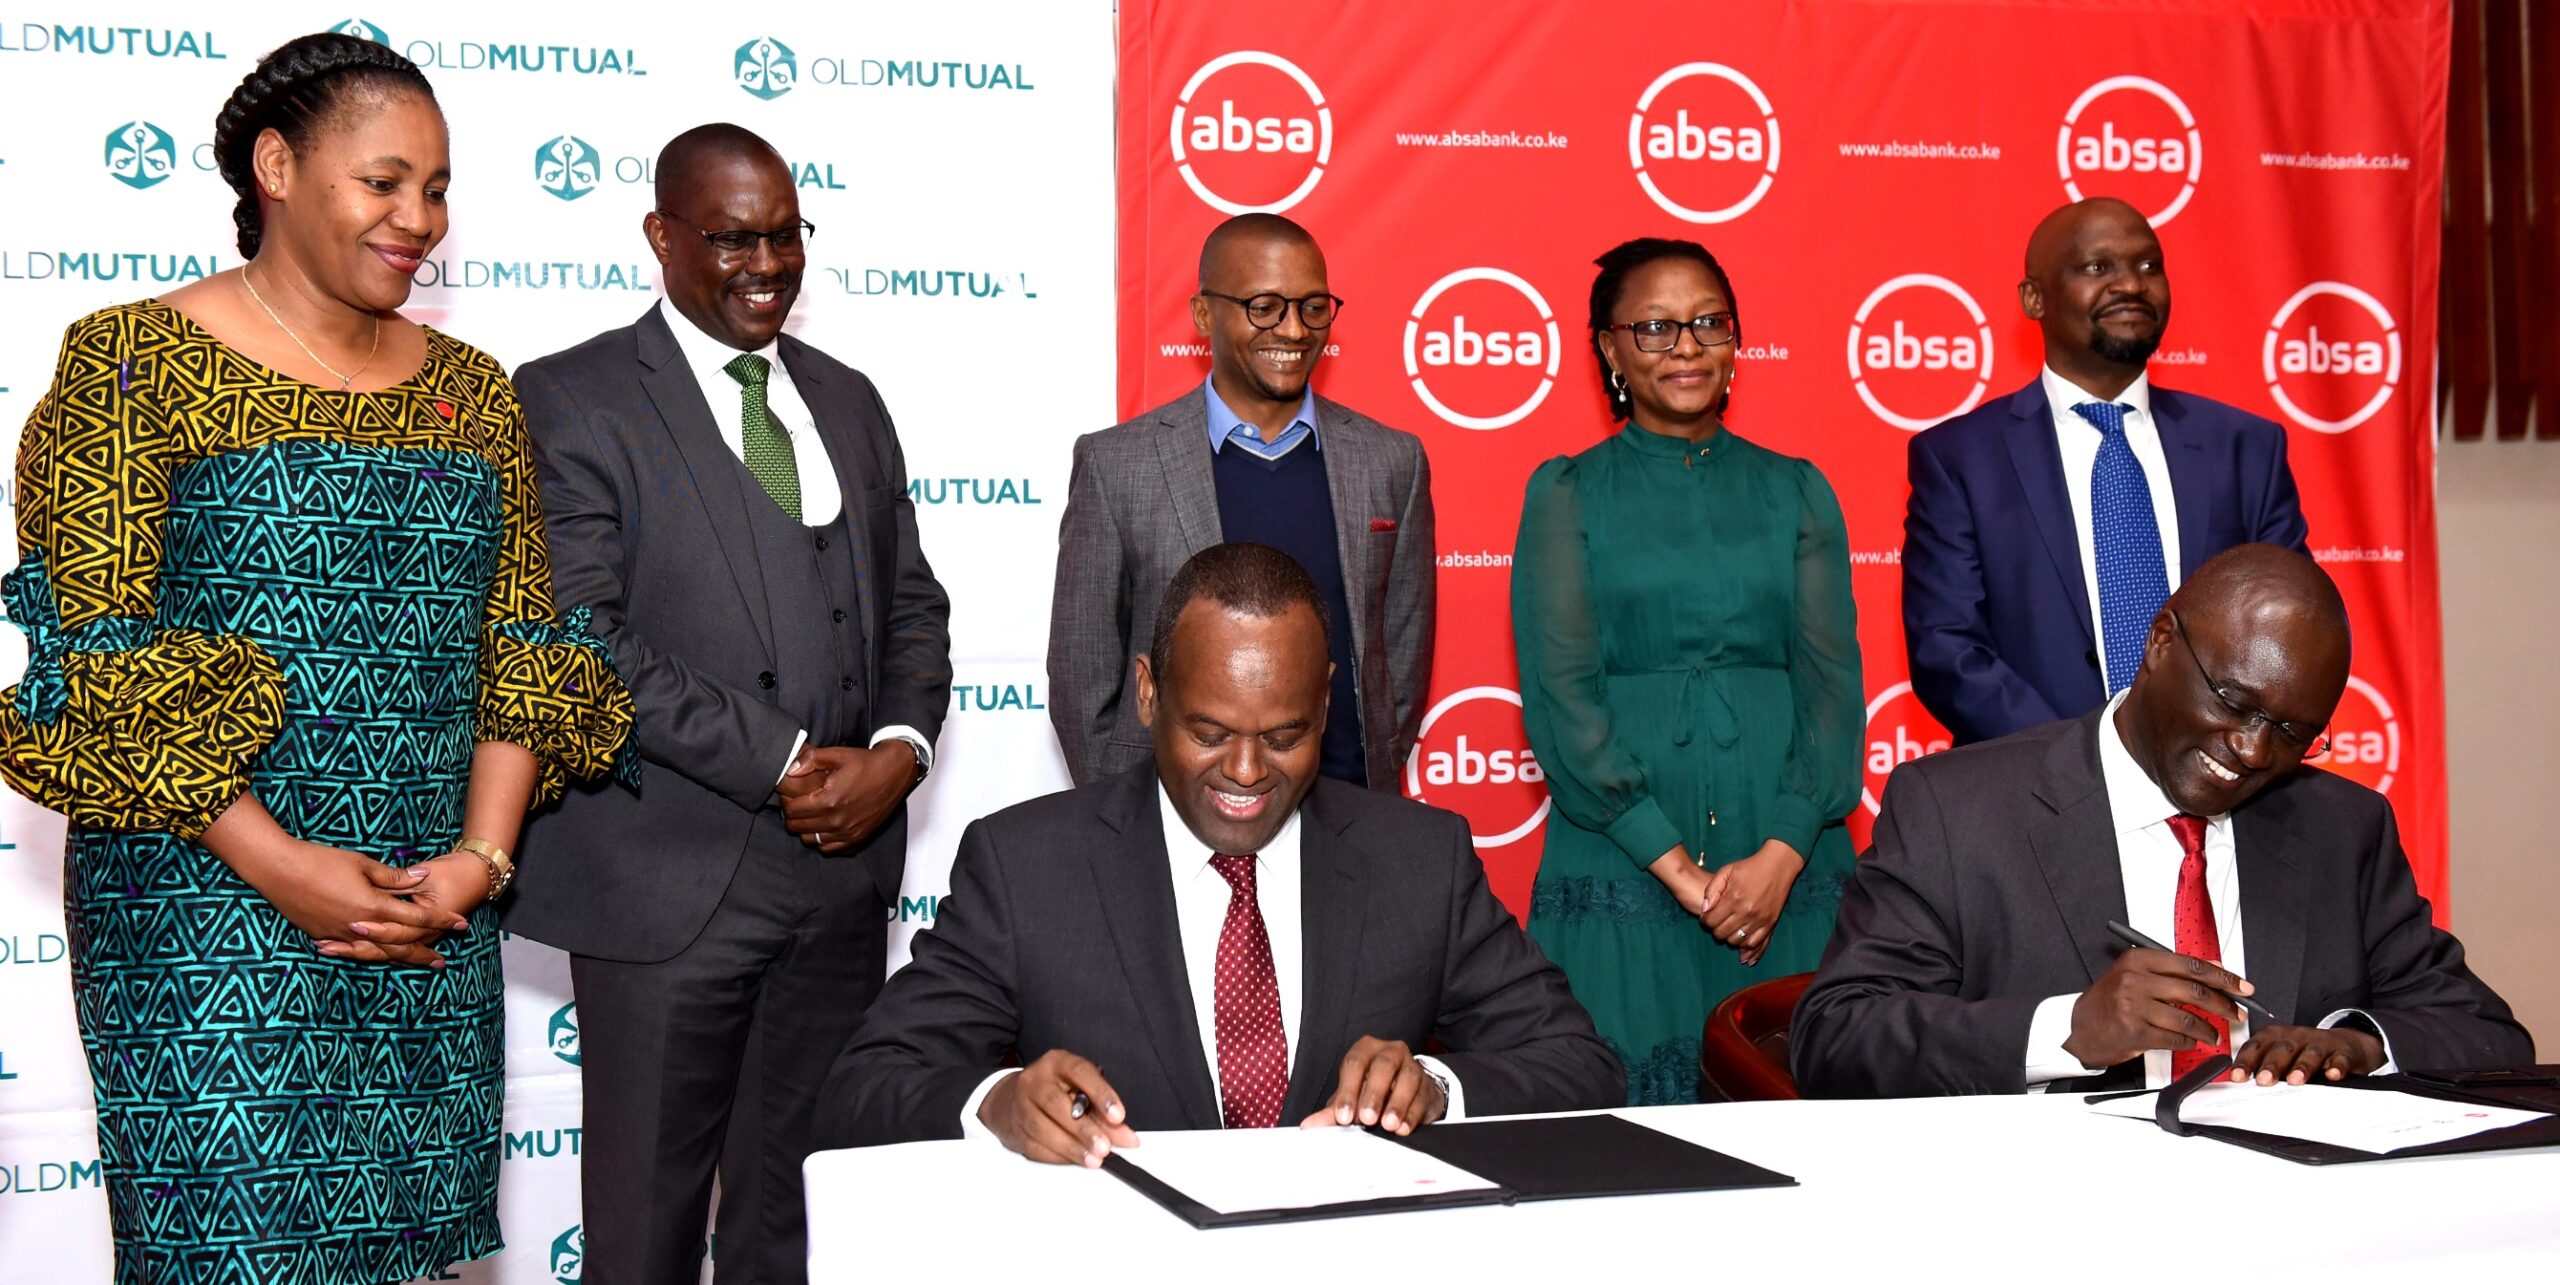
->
[[2167, 610, 2331, 759], [1200, 291, 1343, 330], [1600, 313, 1739, 352], [655, 209, 815, 257]]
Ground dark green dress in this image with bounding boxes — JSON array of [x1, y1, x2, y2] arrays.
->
[[1512, 421, 1861, 1104]]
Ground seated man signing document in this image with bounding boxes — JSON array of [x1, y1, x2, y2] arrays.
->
[[819, 543, 1622, 1162], [1793, 544, 2528, 1098]]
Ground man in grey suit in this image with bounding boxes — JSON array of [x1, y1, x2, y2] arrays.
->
[[826, 543, 1618, 1161], [508, 124, 951, 1285], [1051, 214, 1434, 790], [1794, 545, 2527, 1098]]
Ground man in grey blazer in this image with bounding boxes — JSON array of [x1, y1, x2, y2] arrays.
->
[[1794, 545, 2526, 1098], [1051, 214, 1434, 790], [507, 125, 951, 1285], [826, 544, 1617, 1159]]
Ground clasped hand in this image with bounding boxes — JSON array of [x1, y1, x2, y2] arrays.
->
[[980, 1037, 1450, 1167], [776, 743, 919, 852], [1650, 839, 1805, 966], [242, 840, 486, 969]]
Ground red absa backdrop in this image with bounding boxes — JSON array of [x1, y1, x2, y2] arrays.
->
[[1115, 0, 2449, 921]]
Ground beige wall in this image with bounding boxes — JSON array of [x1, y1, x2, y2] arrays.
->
[[2440, 433, 2560, 1059]]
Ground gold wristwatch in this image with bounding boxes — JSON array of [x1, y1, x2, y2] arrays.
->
[[454, 837, 515, 900]]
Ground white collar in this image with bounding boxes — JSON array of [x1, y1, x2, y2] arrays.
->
[[657, 299, 783, 386], [2096, 689, 2224, 835], [2041, 362, 2154, 427]]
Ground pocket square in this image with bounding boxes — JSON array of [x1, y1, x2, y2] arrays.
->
[[1370, 518, 1397, 532]]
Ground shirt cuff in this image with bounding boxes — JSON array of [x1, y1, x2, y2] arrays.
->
[[958, 1069, 1017, 1142], [870, 725, 934, 770], [2318, 1008, 2399, 1075], [1763, 794, 1822, 864], [1602, 796, 1686, 869], [774, 728, 810, 787], [1414, 1054, 1466, 1122], [2024, 992, 2104, 1089]]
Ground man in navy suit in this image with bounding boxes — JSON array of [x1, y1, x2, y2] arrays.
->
[[1902, 197, 2308, 745]]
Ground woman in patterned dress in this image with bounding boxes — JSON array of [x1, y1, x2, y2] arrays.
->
[[1510, 238, 1862, 1104], [0, 34, 633, 1283]]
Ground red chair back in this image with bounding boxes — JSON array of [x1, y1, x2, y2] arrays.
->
[[1700, 971, 1815, 1102]]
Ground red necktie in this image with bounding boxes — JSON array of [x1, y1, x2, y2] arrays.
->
[[1208, 853, 1287, 1129], [2166, 814, 2231, 1080]]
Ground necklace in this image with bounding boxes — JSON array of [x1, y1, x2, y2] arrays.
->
[[239, 268, 381, 391]]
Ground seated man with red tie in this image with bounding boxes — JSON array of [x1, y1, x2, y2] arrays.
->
[[1793, 544, 2529, 1098], [819, 542, 1621, 1162]]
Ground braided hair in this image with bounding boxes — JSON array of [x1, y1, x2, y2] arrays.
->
[[1587, 237, 1740, 421], [212, 32, 436, 259]]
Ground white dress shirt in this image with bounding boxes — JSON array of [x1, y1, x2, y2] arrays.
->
[[2042, 364, 2181, 692], [959, 785, 1465, 1139], [2024, 692, 2395, 1089], [656, 301, 928, 779]]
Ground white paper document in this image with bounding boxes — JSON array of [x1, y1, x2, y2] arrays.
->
[[1112, 1126, 1500, 1214], [2088, 1080, 2549, 1154]]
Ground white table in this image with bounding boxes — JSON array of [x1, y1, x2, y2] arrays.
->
[[806, 1094, 2560, 1281]]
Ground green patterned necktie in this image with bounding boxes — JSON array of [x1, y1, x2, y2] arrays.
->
[[723, 352, 802, 521]]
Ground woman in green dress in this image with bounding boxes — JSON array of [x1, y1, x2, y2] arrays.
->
[[1, 34, 633, 1283], [1511, 237, 1862, 1105]]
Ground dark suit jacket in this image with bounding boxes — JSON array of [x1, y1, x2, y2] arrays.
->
[[1047, 391, 1434, 790], [1902, 380, 2309, 744], [817, 766, 1622, 1145], [1791, 712, 2530, 1098], [504, 307, 951, 962]]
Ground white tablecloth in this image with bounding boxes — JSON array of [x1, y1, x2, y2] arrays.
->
[[805, 1093, 2560, 1281]]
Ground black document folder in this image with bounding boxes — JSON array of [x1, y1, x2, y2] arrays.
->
[[2108, 1055, 2560, 1166], [1106, 1113, 1797, 1229]]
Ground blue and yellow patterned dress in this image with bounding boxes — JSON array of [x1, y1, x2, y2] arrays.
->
[[1, 300, 635, 1285]]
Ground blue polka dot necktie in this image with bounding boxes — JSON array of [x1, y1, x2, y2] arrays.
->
[[724, 353, 801, 521], [2076, 400, 2168, 695]]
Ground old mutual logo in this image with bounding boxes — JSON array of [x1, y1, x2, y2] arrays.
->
[[329, 19, 390, 45], [547, 1003, 581, 1066], [104, 121, 176, 190], [736, 37, 797, 99], [549, 1224, 583, 1283], [535, 135, 602, 201]]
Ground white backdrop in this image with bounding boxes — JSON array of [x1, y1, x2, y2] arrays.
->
[[0, 4, 1113, 1280]]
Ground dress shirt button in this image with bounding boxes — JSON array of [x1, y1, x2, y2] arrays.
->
[[839, 676, 856, 692], [831, 608, 847, 623], [758, 671, 777, 690], [813, 534, 829, 551]]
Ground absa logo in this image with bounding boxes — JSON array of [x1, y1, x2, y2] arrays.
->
[[1402, 268, 1561, 431], [2316, 674, 2402, 797], [735, 37, 798, 100], [104, 121, 176, 190], [1169, 52, 1331, 214], [1845, 275, 1995, 431], [1860, 682, 1954, 817], [534, 135, 601, 201], [1627, 63, 1781, 224], [2262, 282, 2400, 434], [2057, 76, 2202, 225], [1404, 687, 1548, 849]]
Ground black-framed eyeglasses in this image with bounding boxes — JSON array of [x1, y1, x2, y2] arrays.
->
[[1200, 291, 1343, 330], [655, 209, 815, 257], [2167, 610, 2331, 759], [1600, 313, 1739, 353]]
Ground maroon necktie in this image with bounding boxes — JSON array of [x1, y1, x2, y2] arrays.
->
[[1208, 853, 1287, 1129], [2166, 814, 2231, 1080]]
